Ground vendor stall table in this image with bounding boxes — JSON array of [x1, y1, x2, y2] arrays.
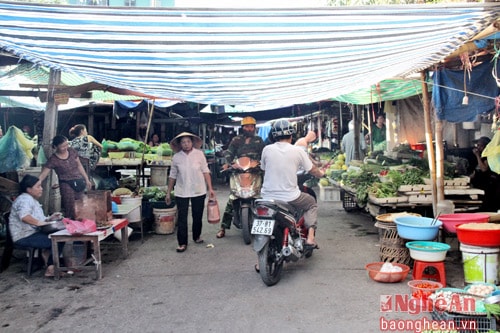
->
[[113, 203, 143, 243], [49, 218, 128, 280], [96, 158, 145, 187]]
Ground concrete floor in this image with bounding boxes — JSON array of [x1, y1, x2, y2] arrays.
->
[[0, 183, 480, 333]]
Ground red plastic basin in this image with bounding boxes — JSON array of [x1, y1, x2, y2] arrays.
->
[[439, 213, 490, 233], [456, 223, 500, 247]]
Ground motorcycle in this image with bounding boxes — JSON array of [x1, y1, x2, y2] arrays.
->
[[225, 157, 263, 245], [251, 182, 318, 286]]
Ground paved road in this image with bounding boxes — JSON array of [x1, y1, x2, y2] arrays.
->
[[0, 183, 467, 333]]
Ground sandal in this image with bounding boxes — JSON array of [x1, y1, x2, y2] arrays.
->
[[216, 229, 225, 238], [44, 265, 66, 278], [176, 245, 187, 253], [305, 242, 319, 249], [194, 239, 204, 244]]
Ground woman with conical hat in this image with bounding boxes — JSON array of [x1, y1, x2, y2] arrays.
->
[[166, 132, 216, 252]]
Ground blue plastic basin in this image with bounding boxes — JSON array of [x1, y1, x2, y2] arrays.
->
[[394, 216, 442, 241]]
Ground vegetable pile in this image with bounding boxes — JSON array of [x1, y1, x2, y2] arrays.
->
[[138, 186, 170, 201]]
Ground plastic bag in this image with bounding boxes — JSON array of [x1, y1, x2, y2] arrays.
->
[[482, 129, 500, 173], [0, 126, 35, 173], [62, 218, 97, 235], [207, 199, 220, 224]]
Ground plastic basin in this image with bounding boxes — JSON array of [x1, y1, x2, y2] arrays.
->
[[394, 216, 442, 241], [405, 241, 450, 262], [439, 213, 490, 233], [408, 280, 443, 300], [365, 262, 410, 283], [456, 223, 500, 247]]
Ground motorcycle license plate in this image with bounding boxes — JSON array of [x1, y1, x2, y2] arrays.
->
[[251, 219, 275, 235]]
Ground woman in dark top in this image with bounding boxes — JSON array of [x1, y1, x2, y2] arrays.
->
[[471, 136, 500, 212], [37, 135, 92, 219]]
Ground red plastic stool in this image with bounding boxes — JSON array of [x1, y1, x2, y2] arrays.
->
[[412, 260, 446, 286]]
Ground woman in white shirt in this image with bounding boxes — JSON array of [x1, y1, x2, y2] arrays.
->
[[165, 132, 215, 253]]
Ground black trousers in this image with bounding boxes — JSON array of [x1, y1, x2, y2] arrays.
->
[[175, 194, 206, 246]]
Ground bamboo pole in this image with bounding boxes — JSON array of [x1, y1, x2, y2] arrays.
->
[[435, 120, 445, 204], [420, 70, 438, 215], [353, 105, 360, 161]]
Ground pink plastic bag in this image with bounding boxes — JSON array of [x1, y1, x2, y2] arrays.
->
[[62, 218, 97, 235]]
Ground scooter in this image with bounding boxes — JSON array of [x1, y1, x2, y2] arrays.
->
[[226, 157, 263, 245], [251, 181, 318, 286]]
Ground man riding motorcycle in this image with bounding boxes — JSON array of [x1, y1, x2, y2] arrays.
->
[[216, 116, 265, 239], [259, 119, 324, 248]]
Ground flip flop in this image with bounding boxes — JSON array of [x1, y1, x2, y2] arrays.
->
[[194, 239, 204, 244], [305, 242, 319, 249], [176, 245, 187, 253], [216, 229, 225, 238]]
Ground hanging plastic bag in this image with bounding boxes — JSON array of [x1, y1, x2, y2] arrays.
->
[[62, 218, 97, 235], [207, 199, 220, 224], [0, 126, 35, 173], [482, 129, 500, 173]]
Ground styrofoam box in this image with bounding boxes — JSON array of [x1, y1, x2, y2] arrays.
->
[[319, 184, 340, 201]]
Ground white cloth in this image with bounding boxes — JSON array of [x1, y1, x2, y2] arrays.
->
[[260, 142, 313, 202], [9, 193, 46, 242], [169, 148, 210, 198]]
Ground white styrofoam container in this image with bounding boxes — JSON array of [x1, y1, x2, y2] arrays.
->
[[319, 184, 340, 201]]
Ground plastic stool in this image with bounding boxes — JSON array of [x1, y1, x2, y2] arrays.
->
[[412, 260, 446, 286]]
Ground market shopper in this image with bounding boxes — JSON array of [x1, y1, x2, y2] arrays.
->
[[68, 124, 102, 178], [216, 116, 265, 239], [470, 136, 500, 212], [37, 135, 92, 219], [8, 175, 65, 277], [166, 132, 215, 253], [341, 120, 366, 166], [260, 120, 324, 248], [295, 130, 322, 167]]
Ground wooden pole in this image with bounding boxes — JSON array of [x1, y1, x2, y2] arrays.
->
[[435, 120, 445, 204], [41, 69, 61, 214], [420, 70, 438, 215], [353, 105, 360, 161]]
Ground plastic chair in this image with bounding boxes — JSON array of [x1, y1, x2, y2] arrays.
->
[[1, 212, 41, 276], [412, 260, 447, 286]]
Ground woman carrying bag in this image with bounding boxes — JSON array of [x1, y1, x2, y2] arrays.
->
[[165, 132, 216, 253]]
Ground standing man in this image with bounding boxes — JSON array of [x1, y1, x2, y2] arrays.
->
[[260, 120, 324, 247], [216, 116, 265, 238], [341, 120, 366, 166]]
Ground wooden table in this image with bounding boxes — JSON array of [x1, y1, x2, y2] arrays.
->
[[96, 158, 144, 187], [49, 218, 128, 280]]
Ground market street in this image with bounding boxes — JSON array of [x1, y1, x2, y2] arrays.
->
[[0, 183, 465, 333]]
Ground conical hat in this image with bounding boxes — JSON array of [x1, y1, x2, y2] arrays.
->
[[170, 132, 203, 153]]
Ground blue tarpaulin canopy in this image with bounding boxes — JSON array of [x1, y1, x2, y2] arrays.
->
[[0, 2, 499, 110]]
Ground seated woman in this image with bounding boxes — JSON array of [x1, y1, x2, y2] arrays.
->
[[9, 175, 64, 277]]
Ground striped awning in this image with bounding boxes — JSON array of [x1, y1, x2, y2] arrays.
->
[[0, 2, 498, 108]]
